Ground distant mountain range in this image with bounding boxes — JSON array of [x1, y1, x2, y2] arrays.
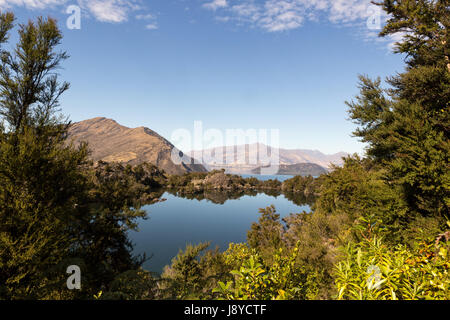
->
[[189, 143, 348, 174], [68, 117, 207, 175], [68, 118, 348, 176]]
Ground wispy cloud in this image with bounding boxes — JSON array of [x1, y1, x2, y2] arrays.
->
[[203, 0, 388, 33], [145, 23, 158, 30], [202, 0, 401, 47], [0, 0, 68, 10], [136, 13, 155, 20], [77, 0, 141, 23], [0, 0, 155, 26], [203, 0, 228, 11], [136, 11, 158, 30]]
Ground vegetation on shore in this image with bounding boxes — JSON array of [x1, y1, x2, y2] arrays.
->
[[166, 169, 282, 193], [88, 161, 320, 204], [0, 0, 448, 300], [89, 162, 321, 205]]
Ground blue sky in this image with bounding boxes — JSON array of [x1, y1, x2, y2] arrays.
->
[[3, 0, 406, 155]]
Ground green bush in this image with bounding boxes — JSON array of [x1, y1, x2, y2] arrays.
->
[[334, 229, 449, 300], [213, 243, 320, 300]]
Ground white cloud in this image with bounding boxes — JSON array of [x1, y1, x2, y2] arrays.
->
[[201, 0, 402, 48], [136, 13, 155, 20], [145, 23, 158, 30], [77, 0, 141, 23], [328, 0, 373, 23], [203, 0, 228, 11], [202, 0, 386, 33], [136, 11, 158, 30], [231, 3, 259, 18], [259, 0, 306, 32], [0, 0, 155, 26], [0, 0, 67, 9]]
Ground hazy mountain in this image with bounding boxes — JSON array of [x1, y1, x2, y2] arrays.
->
[[189, 143, 348, 174], [252, 163, 328, 176], [68, 117, 207, 175]]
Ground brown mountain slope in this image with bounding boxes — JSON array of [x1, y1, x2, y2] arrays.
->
[[68, 117, 207, 175]]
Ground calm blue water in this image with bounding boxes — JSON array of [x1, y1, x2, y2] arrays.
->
[[129, 191, 309, 274], [240, 174, 294, 182]]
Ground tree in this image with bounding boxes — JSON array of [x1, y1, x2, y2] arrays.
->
[[247, 205, 285, 261], [0, 14, 151, 299], [348, 1, 449, 219], [0, 13, 90, 299], [160, 242, 212, 299], [0, 16, 70, 132]]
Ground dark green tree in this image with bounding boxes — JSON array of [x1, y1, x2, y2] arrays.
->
[[160, 242, 212, 299], [247, 205, 285, 261], [0, 14, 152, 299], [348, 0, 449, 219], [0, 13, 90, 299]]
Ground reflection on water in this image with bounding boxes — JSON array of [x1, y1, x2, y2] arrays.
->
[[129, 189, 313, 274], [166, 188, 316, 207]]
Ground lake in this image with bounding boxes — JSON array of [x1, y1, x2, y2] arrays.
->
[[129, 186, 311, 274], [239, 174, 295, 182]]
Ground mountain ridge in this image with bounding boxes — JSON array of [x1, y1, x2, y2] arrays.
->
[[68, 117, 207, 175], [68, 117, 348, 176], [189, 143, 348, 174]]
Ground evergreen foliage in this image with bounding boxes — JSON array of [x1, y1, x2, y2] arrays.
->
[[0, 13, 158, 300], [1, 0, 449, 300]]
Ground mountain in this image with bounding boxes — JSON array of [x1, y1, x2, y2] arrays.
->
[[251, 163, 328, 176], [190, 143, 348, 174], [68, 117, 207, 175]]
